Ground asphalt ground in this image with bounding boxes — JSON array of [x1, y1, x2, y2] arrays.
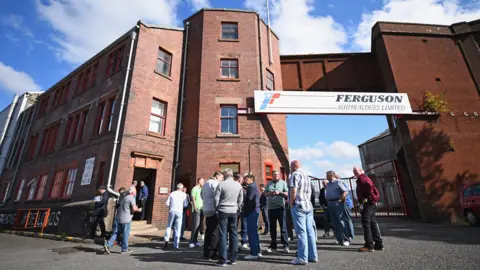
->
[[0, 218, 479, 270]]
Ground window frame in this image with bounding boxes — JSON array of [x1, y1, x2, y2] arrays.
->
[[220, 105, 238, 135], [473, 184, 480, 196], [1, 182, 11, 203], [149, 99, 168, 136], [266, 70, 275, 90], [156, 48, 173, 77], [95, 96, 116, 136], [35, 175, 48, 200], [221, 22, 239, 40], [219, 163, 240, 176], [61, 168, 77, 199], [264, 162, 274, 181], [220, 59, 239, 79], [105, 46, 125, 77], [26, 177, 38, 201], [14, 179, 25, 202], [49, 171, 64, 199], [26, 133, 39, 160]]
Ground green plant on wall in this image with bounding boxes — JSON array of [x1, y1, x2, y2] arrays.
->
[[448, 138, 455, 152], [422, 91, 449, 113]]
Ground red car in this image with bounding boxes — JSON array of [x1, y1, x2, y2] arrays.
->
[[460, 182, 480, 226]]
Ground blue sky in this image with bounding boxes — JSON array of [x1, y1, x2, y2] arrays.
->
[[1, 0, 479, 178]]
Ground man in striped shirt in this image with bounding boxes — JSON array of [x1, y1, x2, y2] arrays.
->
[[288, 160, 318, 265]]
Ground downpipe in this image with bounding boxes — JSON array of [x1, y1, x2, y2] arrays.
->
[[105, 28, 138, 196]]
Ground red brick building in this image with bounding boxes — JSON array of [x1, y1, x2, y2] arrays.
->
[[0, 8, 479, 236]]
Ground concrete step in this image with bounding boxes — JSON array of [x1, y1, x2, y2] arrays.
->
[[131, 227, 160, 236], [130, 223, 153, 231]]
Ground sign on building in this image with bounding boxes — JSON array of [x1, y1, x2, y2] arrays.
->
[[81, 157, 96, 186], [254, 91, 413, 115]]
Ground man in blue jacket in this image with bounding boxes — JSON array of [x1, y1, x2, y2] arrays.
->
[[138, 181, 149, 220], [243, 174, 261, 260]]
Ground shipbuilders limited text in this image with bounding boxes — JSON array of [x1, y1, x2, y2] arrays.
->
[[335, 94, 406, 111]]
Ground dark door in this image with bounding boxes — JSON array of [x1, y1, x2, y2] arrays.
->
[[132, 168, 156, 224]]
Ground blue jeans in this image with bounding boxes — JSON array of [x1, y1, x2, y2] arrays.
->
[[218, 212, 238, 264], [240, 214, 248, 245], [165, 211, 183, 248], [328, 201, 349, 243], [291, 206, 317, 262], [345, 205, 355, 240], [246, 211, 260, 256], [180, 208, 187, 238], [107, 222, 131, 252]]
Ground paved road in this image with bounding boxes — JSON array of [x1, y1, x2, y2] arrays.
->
[[0, 218, 479, 270]]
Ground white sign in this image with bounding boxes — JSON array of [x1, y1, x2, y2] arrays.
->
[[254, 91, 413, 115], [81, 157, 96, 186], [159, 187, 169, 194]]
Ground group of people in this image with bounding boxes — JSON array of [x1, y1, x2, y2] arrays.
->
[[101, 160, 385, 265]]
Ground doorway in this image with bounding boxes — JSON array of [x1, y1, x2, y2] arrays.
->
[[133, 168, 156, 224]]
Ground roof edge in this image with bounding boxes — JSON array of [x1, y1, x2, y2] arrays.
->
[[357, 129, 391, 147], [183, 8, 279, 39], [281, 52, 371, 59], [138, 20, 184, 32]]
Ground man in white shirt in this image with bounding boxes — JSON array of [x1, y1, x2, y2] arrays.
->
[[164, 183, 188, 249]]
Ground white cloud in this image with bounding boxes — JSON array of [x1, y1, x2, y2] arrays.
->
[[0, 61, 41, 94], [354, 0, 480, 51], [36, 0, 181, 64], [326, 141, 359, 159], [188, 0, 211, 11], [245, 0, 347, 54], [290, 141, 361, 178], [5, 34, 20, 43], [289, 146, 324, 161], [1, 14, 34, 37]]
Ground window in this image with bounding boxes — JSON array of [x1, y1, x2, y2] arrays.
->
[[40, 123, 59, 155], [265, 163, 274, 181], [221, 59, 239, 78], [14, 179, 25, 202], [64, 108, 89, 146], [105, 46, 124, 77], [266, 70, 275, 90], [156, 49, 172, 77], [37, 95, 50, 118], [221, 23, 238, 39], [26, 177, 38, 201], [149, 99, 167, 135], [220, 105, 238, 134], [49, 171, 64, 199], [473, 184, 480, 196], [76, 63, 98, 94], [96, 162, 106, 189], [463, 186, 472, 197], [61, 168, 77, 198], [220, 163, 240, 176], [95, 97, 116, 135], [1, 182, 11, 203], [26, 133, 39, 160], [52, 82, 70, 108], [35, 175, 48, 200]]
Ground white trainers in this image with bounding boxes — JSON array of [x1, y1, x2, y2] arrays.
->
[[333, 240, 339, 245], [258, 253, 263, 257], [201, 234, 205, 241], [189, 243, 195, 248], [342, 241, 350, 247], [265, 248, 273, 253], [241, 244, 249, 250], [244, 255, 259, 260]]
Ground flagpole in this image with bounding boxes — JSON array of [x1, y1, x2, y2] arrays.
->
[[266, 0, 273, 65]]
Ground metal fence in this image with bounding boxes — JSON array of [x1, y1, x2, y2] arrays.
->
[[310, 160, 407, 218]]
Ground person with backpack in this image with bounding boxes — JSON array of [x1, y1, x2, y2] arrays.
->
[[354, 166, 384, 252]]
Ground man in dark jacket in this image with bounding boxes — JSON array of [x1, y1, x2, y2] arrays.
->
[[243, 174, 261, 260], [354, 167, 384, 252], [320, 180, 333, 237], [91, 185, 109, 238], [259, 184, 269, 235]]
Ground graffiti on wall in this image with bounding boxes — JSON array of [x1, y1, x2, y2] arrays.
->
[[0, 210, 62, 228]]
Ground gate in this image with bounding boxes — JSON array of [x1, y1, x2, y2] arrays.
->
[[310, 160, 408, 218]]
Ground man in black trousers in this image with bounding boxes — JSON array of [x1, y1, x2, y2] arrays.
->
[[259, 184, 269, 235], [90, 185, 109, 238]]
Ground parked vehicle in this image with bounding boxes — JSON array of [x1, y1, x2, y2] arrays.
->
[[460, 182, 480, 226]]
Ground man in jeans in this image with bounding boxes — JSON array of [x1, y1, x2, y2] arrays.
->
[[354, 167, 384, 252], [214, 168, 243, 266], [243, 174, 261, 260], [104, 187, 142, 254], [325, 171, 350, 246], [264, 170, 290, 253], [289, 160, 317, 265], [164, 183, 188, 250], [190, 178, 205, 248]]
